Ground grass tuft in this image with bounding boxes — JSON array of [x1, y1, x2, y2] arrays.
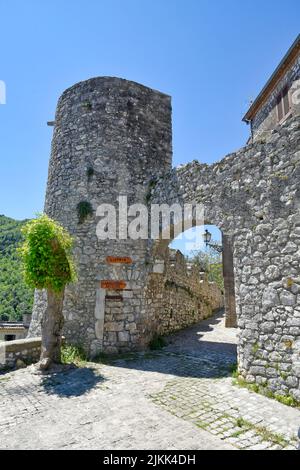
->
[[149, 334, 166, 350], [233, 376, 300, 408], [61, 344, 88, 365]]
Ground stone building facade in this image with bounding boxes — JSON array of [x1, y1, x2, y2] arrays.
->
[[0, 323, 27, 342], [243, 35, 300, 142], [30, 76, 300, 401], [0, 315, 31, 342]]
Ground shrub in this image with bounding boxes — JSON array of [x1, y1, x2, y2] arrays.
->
[[61, 344, 87, 364], [149, 334, 166, 350], [19, 214, 76, 292]]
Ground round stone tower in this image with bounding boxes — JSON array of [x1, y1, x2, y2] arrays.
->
[[30, 77, 172, 356]]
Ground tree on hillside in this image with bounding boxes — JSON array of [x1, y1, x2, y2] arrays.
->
[[0, 215, 34, 321], [190, 247, 224, 291], [19, 214, 76, 370]]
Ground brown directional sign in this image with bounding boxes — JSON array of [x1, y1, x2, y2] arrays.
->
[[106, 256, 132, 265], [101, 280, 127, 290]]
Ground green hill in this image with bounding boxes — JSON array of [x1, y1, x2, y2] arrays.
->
[[0, 215, 34, 321]]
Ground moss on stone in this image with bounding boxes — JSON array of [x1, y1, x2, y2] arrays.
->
[[76, 200, 93, 224]]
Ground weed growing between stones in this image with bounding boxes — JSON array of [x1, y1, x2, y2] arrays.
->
[[233, 376, 300, 409], [61, 344, 88, 365], [145, 178, 157, 203], [86, 166, 94, 181], [76, 201, 93, 224], [233, 417, 290, 447], [228, 362, 238, 378], [149, 334, 166, 350]]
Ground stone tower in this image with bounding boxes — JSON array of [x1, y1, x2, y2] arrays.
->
[[30, 77, 172, 356]]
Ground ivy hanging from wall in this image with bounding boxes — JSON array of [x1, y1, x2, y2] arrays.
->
[[76, 201, 93, 224]]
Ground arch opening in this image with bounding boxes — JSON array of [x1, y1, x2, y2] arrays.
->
[[170, 224, 237, 329], [145, 222, 238, 365]]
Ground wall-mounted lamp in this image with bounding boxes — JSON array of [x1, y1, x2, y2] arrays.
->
[[202, 229, 223, 253]]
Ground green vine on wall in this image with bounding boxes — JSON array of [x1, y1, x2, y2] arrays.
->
[[82, 101, 92, 111], [19, 214, 76, 293], [145, 178, 157, 203], [86, 166, 94, 181]]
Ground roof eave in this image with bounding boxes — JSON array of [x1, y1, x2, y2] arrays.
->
[[242, 34, 300, 123]]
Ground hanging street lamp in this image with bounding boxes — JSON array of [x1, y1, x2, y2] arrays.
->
[[202, 229, 223, 253]]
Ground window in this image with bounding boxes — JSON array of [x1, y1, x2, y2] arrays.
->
[[5, 334, 16, 341], [276, 86, 290, 122]]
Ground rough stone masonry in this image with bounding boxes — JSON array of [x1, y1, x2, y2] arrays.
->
[[29, 77, 300, 401]]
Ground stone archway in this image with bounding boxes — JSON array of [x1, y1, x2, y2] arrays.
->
[[143, 212, 236, 338], [142, 222, 227, 345], [29, 77, 300, 402]]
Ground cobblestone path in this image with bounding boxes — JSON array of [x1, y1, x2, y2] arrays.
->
[[0, 310, 299, 450]]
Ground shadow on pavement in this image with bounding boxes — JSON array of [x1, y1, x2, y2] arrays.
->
[[41, 365, 105, 397], [106, 310, 238, 380]]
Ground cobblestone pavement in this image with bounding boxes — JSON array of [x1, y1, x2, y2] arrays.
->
[[0, 310, 300, 450]]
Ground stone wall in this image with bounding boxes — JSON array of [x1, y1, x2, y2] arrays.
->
[[0, 337, 41, 370], [251, 55, 300, 141], [150, 114, 300, 401], [101, 249, 223, 354]]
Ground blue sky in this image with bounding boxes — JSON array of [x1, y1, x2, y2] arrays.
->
[[170, 224, 222, 255], [0, 0, 299, 233]]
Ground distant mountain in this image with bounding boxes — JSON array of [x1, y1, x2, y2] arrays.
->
[[0, 215, 33, 321]]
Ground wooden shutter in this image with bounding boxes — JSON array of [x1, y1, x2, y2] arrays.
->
[[277, 93, 283, 121]]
